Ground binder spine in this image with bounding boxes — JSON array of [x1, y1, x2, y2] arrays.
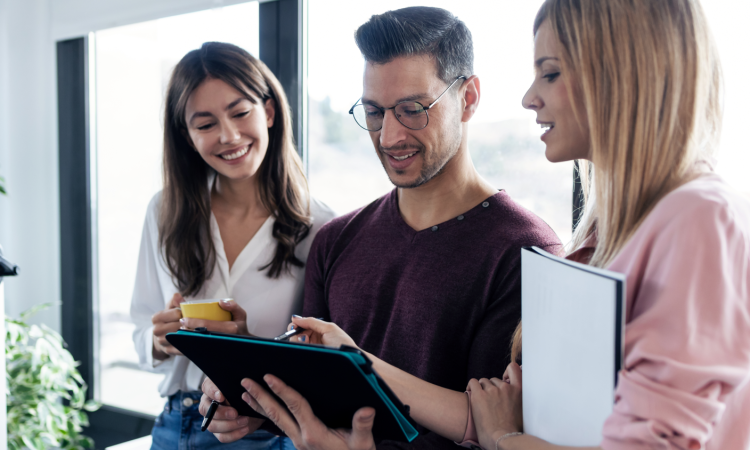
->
[[339, 345, 374, 374]]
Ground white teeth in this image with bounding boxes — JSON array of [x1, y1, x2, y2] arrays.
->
[[392, 152, 417, 161], [540, 123, 553, 130], [220, 146, 249, 160]]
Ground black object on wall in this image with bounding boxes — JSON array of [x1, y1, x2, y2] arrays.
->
[[0, 250, 19, 283]]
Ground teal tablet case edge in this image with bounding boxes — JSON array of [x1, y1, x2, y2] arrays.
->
[[172, 330, 419, 442]]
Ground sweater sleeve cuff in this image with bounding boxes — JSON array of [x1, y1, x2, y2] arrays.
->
[[455, 390, 481, 448]]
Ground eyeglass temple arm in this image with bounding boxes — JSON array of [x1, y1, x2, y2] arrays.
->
[[425, 76, 467, 110], [349, 75, 466, 114]]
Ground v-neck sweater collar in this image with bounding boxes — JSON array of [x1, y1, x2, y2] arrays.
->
[[387, 188, 508, 239]]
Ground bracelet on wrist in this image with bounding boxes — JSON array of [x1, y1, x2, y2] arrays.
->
[[495, 432, 523, 450]]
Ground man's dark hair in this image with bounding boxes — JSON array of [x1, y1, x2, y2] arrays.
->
[[354, 6, 473, 84]]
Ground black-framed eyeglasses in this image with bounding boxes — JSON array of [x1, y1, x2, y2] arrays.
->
[[349, 76, 467, 132]]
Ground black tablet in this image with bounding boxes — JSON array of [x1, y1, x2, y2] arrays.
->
[[166, 329, 419, 443]]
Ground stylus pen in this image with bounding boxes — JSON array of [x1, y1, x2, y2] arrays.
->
[[273, 327, 307, 341], [273, 318, 324, 341], [201, 400, 220, 432]]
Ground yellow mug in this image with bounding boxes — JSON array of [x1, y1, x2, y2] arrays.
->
[[180, 299, 233, 321]]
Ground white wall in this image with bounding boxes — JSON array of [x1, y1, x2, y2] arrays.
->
[[0, 0, 59, 331], [0, 0, 255, 333]]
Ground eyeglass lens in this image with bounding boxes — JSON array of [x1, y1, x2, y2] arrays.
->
[[351, 102, 428, 131]]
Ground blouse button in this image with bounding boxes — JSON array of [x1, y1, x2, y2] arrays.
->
[[482, 201, 489, 208], [457, 215, 464, 221], [431, 226, 438, 231]]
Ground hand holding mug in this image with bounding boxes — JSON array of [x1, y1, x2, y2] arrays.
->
[[151, 293, 186, 360], [180, 298, 251, 336]]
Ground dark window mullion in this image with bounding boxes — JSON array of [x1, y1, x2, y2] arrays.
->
[[260, 0, 305, 159], [57, 36, 95, 401]]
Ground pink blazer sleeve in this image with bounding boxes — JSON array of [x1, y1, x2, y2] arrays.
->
[[601, 197, 750, 449]]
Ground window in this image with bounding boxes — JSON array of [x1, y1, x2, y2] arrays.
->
[[702, 2, 750, 198], [93, 2, 259, 416], [307, 0, 573, 243]]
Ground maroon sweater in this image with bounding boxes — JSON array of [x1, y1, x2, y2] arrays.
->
[[303, 189, 562, 449]]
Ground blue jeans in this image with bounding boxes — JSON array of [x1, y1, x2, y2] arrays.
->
[[150, 391, 295, 450]]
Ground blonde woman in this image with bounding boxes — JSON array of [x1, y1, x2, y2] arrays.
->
[[200, 1, 750, 449], [463, 0, 750, 448]]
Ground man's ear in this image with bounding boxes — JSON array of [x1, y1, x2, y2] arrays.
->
[[460, 75, 480, 123], [264, 98, 276, 128]]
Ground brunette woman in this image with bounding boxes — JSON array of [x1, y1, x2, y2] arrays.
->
[[130, 42, 335, 450]]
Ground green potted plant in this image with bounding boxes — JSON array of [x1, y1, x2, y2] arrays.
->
[[6, 303, 100, 450]]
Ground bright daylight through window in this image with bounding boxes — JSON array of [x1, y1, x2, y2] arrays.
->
[[94, 2, 259, 416]]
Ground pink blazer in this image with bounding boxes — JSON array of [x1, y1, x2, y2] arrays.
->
[[461, 173, 750, 449]]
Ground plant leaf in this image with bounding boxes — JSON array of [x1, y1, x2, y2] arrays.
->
[[6, 306, 97, 448]]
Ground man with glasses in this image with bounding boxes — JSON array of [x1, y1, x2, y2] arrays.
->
[[201, 6, 561, 449]]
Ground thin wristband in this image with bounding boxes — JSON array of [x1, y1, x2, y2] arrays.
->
[[496, 432, 523, 450]]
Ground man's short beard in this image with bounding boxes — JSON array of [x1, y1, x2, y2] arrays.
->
[[390, 152, 450, 189], [379, 131, 461, 189]]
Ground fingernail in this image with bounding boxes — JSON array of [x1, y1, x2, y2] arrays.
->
[[292, 314, 303, 318], [242, 392, 251, 403], [215, 391, 222, 400], [290, 324, 295, 330], [361, 410, 375, 420], [238, 416, 249, 426], [299, 335, 306, 342], [221, 298, 233, 303], [264, 375, 274, 387], [241, 378, 251, 389], [180, 318, 186, 325]]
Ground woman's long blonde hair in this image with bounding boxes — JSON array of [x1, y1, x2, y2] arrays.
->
[[511, 0, 722, 363], [544, 0, 722, 267]]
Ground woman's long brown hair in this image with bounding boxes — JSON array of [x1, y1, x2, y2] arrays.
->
[[160, 42, 311, 297]]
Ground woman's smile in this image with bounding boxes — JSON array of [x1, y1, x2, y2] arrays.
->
[[218, 144, 251, 161]]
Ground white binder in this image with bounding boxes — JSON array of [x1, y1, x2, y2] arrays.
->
[[521, 246, 625, 446]]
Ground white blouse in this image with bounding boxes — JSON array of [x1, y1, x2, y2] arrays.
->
[[130, 190, 336, 397]]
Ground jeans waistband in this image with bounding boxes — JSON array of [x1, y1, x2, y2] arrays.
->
[[165, 390, 203, 414]]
